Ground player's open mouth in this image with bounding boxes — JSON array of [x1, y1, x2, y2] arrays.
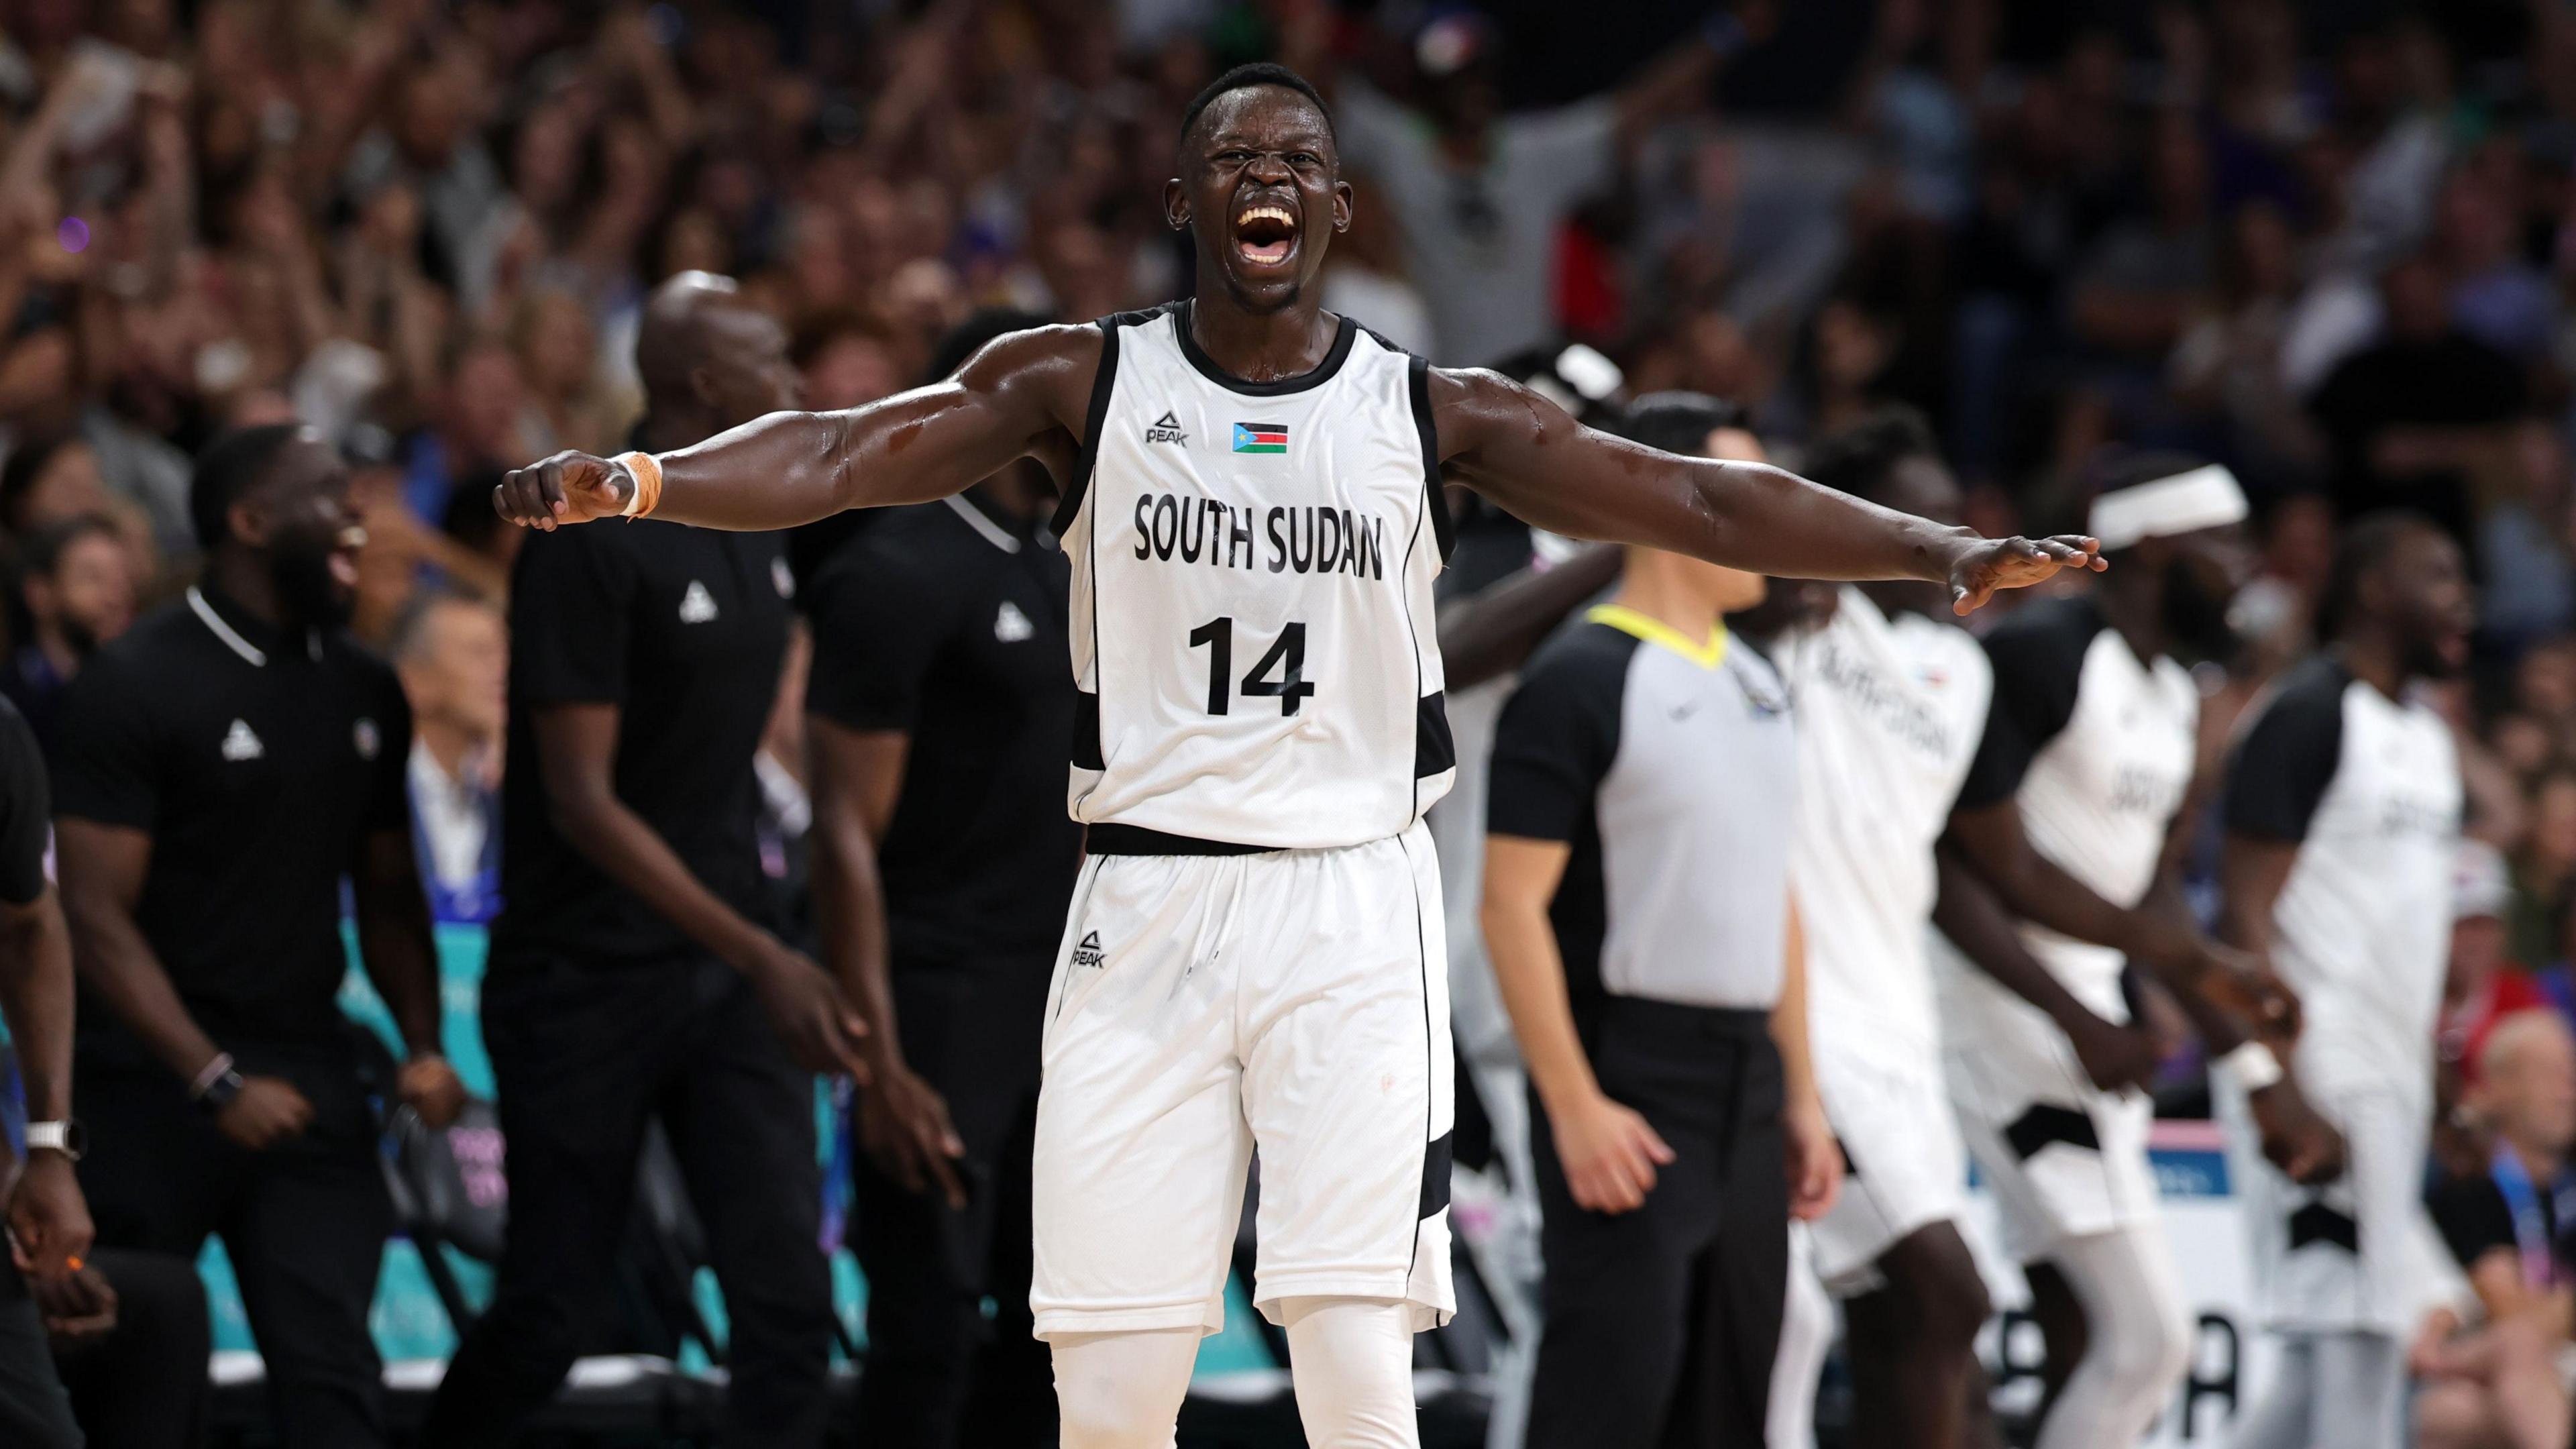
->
[[329, 523, 367, 590], [1234, 203, 1298, 268]]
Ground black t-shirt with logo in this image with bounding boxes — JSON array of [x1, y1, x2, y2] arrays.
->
[[52, 587, 413, 1044], [806, 495, 1081, 960], [491, 519, 791, 964]]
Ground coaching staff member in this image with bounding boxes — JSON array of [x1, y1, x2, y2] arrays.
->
[[52, 424, 463, 1449], [423, 272, 867, 1449], [1481, 396, 1840, 1448], [806, 311, 1077, 1448]]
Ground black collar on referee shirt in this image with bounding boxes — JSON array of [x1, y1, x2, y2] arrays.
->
[[187, 584, 321, 666]]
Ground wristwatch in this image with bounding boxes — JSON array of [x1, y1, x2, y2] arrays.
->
[[191, 1051, 247, 1113], [23, 1120, 85, 1161]]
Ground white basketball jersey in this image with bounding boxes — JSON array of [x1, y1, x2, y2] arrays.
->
[[1053, 302, 1454, 850]]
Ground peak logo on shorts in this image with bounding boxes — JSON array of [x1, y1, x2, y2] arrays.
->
[[1145, 411, 1187, 445], [1231, 422, 1287, 454], [1071, 930, 1106, 969]]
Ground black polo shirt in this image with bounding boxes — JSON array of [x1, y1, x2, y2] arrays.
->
[[491, 518, 791, 964], [0, 694, 50, 906], [806, 494, 1081, 960], [52, 586, 413, 1044]]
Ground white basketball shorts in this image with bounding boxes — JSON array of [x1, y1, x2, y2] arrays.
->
[[2221, 1075, 2430, 1337], [1028, 822, 1456, 1340], [1811, 1021, 1970, 1293], [1942, 972, 2158, 1264]]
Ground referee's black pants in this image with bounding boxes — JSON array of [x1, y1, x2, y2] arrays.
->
[[76, 1032, 392, 1449], [1523, 1000, 1788, 1449], [421, 951, 833, 1449], [853, 951, 1055, 1449]]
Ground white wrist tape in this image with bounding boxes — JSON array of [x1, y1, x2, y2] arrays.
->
[[2214, 1040, 2285, 1093]]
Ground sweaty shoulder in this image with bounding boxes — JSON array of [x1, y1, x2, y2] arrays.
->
[[949, 321, 1108, 438], [1421, 365, 1589, 466]]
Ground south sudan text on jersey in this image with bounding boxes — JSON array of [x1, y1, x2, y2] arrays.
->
[[1131, 492, 1394, 579]]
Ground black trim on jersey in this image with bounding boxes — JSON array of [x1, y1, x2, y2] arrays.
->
[[1071, 690, 1103, 769], [2003, 1102, 2102, 1160], [1415, 690, 1454, 780], [2288, 1202, 2361, 1254], [2222, 653, 2351, 844], [1956, 594, 2109, 810], [1173, 299, 1358, 396], [1407, 354, 1455, 566], [1419, 1130, 1454, 1218], [1084, 823, 1281, 857], [1049, 309, 1146, 537]]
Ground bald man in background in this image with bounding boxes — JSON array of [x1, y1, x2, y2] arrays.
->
[[422, 274, 868, 1449]]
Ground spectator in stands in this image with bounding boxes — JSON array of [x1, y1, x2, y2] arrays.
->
[[2418, 1012, 2576, 1449], [390, 588, 506, 925], [51, 425, 464, 1449], [2444, 841, 2551, 1095], [2, 515, 136, 749]]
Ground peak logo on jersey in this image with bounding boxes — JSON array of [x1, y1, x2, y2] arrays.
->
[[994, 600, 1034, 642], [1231, 422, 1288, 454], [678, 580, 718, 623], [221, 718, 264, 761], [1071, 930, 1106, 969], [1146, 411, 1188, 445]]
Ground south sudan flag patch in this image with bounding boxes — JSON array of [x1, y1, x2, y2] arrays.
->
[[1232, 422, 1289, 454]]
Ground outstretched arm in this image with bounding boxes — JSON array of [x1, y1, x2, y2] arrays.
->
[[494, 324, 1099, 532], [1430, 368, 2102, 611]]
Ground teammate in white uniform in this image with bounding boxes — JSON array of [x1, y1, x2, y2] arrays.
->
[[1746, 410, 2000, 1449], [1935, 460, 2334, 1449], [2218, 513, 2471, 1449], [487, 63, 2104, 1448]]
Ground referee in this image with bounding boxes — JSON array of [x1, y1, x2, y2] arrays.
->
[[52, 425, 462, 1449], [1480, 395, 1840, 1448], [806, 311, 1079, 1448], [423, 272, 864, 1449]]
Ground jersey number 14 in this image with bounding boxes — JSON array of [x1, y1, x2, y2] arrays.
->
[[1187, 617, 1315, 716]]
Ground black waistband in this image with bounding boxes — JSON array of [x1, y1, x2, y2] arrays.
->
[[1588, 994, 1774, 1039], [1085, 823, 1285, 857]]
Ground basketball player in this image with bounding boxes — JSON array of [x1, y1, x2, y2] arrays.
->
[[2220, 513, 2471, 1449], [1933, 458, 2333, 1449], [492, 63, 2102, 1448], [1742, 409, 1999, 1449]]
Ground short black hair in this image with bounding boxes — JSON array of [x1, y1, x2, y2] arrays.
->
[[1178, 62, 1335, 150], [2319, 508, 2442, 641], [1619, 392, 1750, 459], [1803, 405, 1940, 503], [0, 433, 81, 532], [191, 423, 305, 551]]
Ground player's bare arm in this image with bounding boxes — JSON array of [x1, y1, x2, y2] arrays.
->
[[492, 323, 1102, 532], [1428, 366, 2105, 612]]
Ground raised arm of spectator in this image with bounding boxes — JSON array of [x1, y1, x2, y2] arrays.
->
[[0, 703, 91, 1277], [511, 526, 871, 1079], [345, 684, 463, 1128], [804, 553, 966, 1208]]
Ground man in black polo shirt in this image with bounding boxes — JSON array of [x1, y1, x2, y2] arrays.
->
[[805, 311, 1079, 1449], [423, 272, 865, 1449], [52, 425, 463, 1449]]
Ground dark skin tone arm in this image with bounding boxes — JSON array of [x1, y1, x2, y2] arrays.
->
[[804, 716, 966, 1207], [1436, 543, 1621, 692], [0, 883, 91, 1277], [1931, 844, 2161, 1093], [529, 703, 871, 1079], [54, 818, 314, 1148], [352, 827, 464, 1128], [497, 329, 2101, 607]]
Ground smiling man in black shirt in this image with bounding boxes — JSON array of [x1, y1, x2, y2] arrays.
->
[[51, 425, 462, 1449], [806, 313, 1082, 1449], [423, 272, 865, 1449]]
